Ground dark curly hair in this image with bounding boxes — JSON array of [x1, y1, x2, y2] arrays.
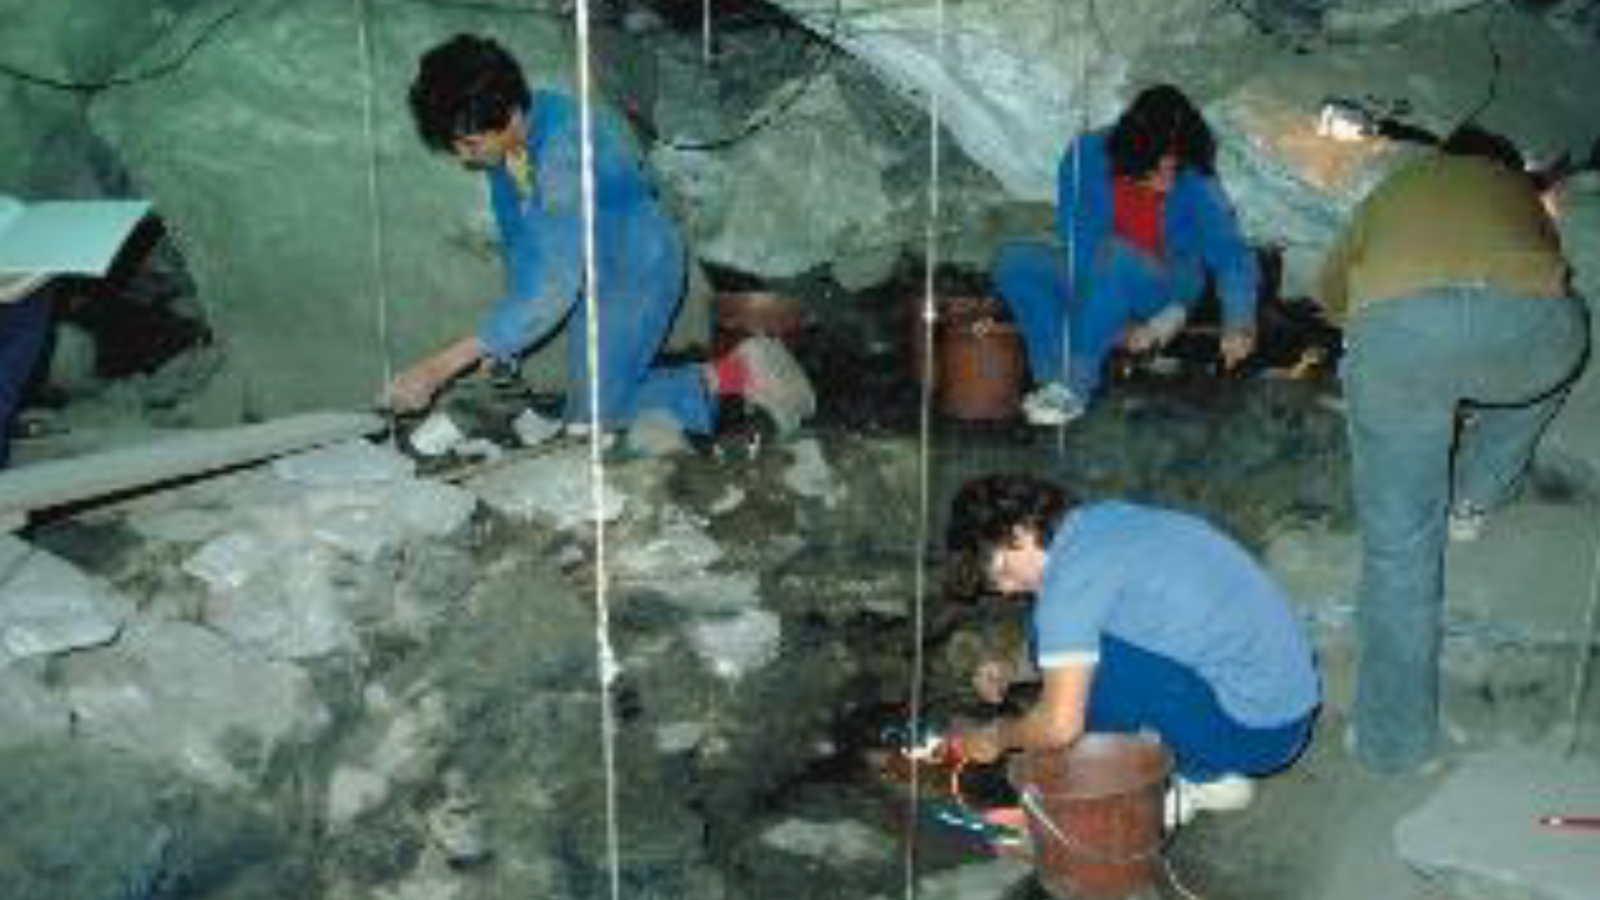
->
[[408, 33, 531, 154], [946, 474, 1075, 597], [1107, 84, 1216, 179]]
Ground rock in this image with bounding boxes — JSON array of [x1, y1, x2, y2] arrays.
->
[[669, 71, 898, 278], [782, 438, 845, 507], [688, 607, 782, 682], [759, 818, 895, 865], [328, 765, 391, 828], [466, 447, 629, 529], [271, 438, 416, 487], [58, 621, 329, 789], [654, 572, 761, 615], [612, 507, 722, 581], [0, 665, 71, 747], [654, 720, 709, 754], [0, 536, 131, 664]]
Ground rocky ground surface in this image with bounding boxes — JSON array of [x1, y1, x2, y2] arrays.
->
[[5, 300, 1598, 900]]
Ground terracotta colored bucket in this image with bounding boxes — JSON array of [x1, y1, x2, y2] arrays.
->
[[909, 295, 1025, 421], [1009, 734, 1172, 899], [715, 291, 803, 355]]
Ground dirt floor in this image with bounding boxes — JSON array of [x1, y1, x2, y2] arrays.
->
[[11, 274, 1598, 900]]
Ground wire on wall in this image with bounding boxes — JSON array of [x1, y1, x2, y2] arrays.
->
[[0, 5, 244, 94]]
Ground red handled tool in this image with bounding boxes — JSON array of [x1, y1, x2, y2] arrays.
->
[[1537, 815, 1600, 831]]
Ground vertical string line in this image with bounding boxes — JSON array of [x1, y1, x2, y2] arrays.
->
[[352, 0, 397, 439], [905, 1, 947, 898], [570, 2, 623, 898], [1057, 0, 1090, 457]]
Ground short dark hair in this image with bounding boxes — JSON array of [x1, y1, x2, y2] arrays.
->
[[408, 33, 531, 154], [1441, 122, 1526, 173], [1107, 84, 1217, 178], [946, 474, 1074, 595]]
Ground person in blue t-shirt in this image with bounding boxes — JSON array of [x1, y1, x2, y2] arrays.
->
[[993, 84, 1259, 426], [385, 34, 813, 437], [946, 474, 1319, 823]]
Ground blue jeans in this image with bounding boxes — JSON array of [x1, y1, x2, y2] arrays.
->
[[0, 292, 51, 467], [1086, 635, 1316, 781], [1343, 287, 1588, 772], [993, 239, 1203, 398], [559, 240, 715, 434]]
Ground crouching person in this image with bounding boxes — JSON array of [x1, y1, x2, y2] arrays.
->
[[946, 474, 1320, 824]]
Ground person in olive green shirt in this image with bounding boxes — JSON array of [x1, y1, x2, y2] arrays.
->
[[1317, 125, 1588, 774]]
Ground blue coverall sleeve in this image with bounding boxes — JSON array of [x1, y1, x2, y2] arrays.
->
[[1191, 177, 1259, 331], [475, 98, 592, 362]]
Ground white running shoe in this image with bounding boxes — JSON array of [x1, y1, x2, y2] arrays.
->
[[1125, 304, 1188, 353], [1164, 774, 1255, 828], [1021, 382, 1084, 427]]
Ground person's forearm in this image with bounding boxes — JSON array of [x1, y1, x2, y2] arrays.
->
[[992, 709, 1080, 753], [421, 336, 485, 385]]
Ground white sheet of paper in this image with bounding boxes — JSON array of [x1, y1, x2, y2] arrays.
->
[[0, 196, 152, 277]]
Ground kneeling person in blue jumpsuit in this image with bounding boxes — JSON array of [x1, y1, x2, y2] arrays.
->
[[947, 475, 1320, 823], [993, 85, 1258, 425], [386, 34, 812, 435]]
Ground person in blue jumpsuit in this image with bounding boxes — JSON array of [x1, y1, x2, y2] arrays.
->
[[0, 274, 52, 467], [386, 34, 812, 436], [993, 85, 1259, 425], [945, 474, 1320, 824]]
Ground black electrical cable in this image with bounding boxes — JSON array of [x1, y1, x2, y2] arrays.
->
[[0, 5, 244, 95]]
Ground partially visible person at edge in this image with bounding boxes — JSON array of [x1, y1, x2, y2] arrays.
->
[[385, 33, 814, 437], [945, 474, 1320, 824], [992, 84, 1259, 426], [0, 273, 53, 467], [1317, 123, 1588, 775]]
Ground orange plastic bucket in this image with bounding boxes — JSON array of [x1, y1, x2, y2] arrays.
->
[[1009, 734, 1171, 898], [908, 295, 1025, 421]]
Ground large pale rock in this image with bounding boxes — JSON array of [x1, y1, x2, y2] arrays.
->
[[58, 621, 329, 789], [0, 536, 131, 665], [671, 71, 896, 278], [0, 666, 72, 747], [466, 446, 629, 528]]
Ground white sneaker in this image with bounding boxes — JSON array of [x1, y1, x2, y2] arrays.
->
[[1164, 774, 1255, 828], [1021, 382, 1084, 426], [512, 407, 564, 447], [1448, 502, 1487, 542], [1126, 304, 1188, 354]]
